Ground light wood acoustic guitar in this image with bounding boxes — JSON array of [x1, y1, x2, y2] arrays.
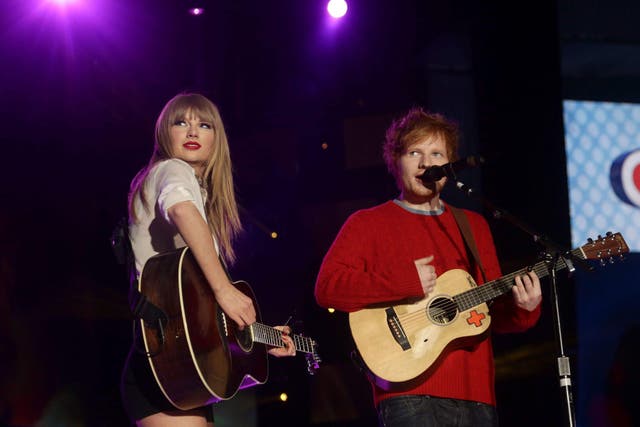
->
[[138, 246, 321, 410], [349, 232, 628, 389]]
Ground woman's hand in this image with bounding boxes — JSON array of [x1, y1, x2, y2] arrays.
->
[[214, 283, 256, 329], [268, 326, 296, 358]]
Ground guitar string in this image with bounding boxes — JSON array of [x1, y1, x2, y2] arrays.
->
[[391, 260, 565, 332], [251, 323, 314, 353], [393, 242, 620, 330], [396, 240, 624, 331]]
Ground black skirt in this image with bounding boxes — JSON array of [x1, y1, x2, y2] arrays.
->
[[120, 343, 214, 423]]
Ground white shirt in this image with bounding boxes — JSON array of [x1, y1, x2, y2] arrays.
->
[[128, 158, 218, 275]]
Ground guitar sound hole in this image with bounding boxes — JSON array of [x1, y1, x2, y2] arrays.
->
[[427, 297, 458, 325], [235, 327, 253, 353]]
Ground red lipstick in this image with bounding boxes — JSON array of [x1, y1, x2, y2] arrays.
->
[[183, 141, 201, 150]]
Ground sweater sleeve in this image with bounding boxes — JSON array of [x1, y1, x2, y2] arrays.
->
[[315, 210, 425, 312], [490, 295, 542, 333]]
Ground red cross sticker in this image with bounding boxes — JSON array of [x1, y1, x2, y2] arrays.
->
[[466, 310, 486, 327]]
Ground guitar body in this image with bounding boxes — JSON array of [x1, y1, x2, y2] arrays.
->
[[349, 269, 491, 387], [139, 247, 268, 410]]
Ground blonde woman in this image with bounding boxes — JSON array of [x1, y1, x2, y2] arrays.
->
[[121, 93, 295, 427]]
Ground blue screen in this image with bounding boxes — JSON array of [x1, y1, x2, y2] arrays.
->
[[563, 100, 640, 251], [563, 99, 640, 427]]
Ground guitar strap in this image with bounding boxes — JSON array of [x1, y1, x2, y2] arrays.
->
[[110, 217, 168, 329], [449, 205, 487, 284]]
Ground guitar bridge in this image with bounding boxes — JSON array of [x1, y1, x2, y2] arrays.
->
[[219, 307, 229, 337], [385, 307, 410, 350]]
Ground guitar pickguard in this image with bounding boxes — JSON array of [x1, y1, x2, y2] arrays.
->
[[465, 309, 487, 327]]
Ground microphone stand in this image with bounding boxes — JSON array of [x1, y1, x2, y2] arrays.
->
[[454, 179, 593, 427]]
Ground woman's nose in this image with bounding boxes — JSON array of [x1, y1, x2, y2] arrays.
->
[[187, 124, 198, 137]]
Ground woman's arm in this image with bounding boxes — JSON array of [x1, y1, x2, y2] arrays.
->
[[168, 200, 256, 329]]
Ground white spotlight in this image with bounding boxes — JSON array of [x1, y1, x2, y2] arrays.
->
[[327, 0, 348, 19]]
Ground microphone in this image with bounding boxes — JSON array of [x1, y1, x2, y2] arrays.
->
[[418, 155, 485, 184]]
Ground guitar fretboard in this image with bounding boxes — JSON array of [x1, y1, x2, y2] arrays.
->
[[453, 247, 583, 311], [250, 323, 317, 354]]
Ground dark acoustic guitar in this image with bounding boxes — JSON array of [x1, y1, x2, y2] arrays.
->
[[138, 246, 321, 410], [349, 232, 628, 388]]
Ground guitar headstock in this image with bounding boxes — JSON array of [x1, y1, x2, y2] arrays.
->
[[305, 340, 322, 376], [581, 232, 629, 265]]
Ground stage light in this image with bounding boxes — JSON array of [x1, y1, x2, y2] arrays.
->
[[279, 393, 288, 402], [270, 231, 278, 239], [327, 0, 348, 19], [49, 0, 79, 5], [327, 308, 335, 313], [188, 7, 205, 16], [186, 0, 206, 16]]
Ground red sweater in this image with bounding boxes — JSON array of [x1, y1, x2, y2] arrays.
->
[[315, 200, 541, 407]]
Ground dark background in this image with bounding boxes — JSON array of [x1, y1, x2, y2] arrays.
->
[[1, 0, 640, 426]]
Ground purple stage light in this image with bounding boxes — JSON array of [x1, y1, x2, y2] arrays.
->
[[188, 7, 205, 16], [49, 0, 79, 5], [327, 0, 347, 19]]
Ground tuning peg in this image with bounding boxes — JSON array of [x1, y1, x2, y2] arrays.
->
[[587, 237, 594, 244], [606, 231, 613, 237], [306, 352, 321, 375], [600, 258, 606, 267]]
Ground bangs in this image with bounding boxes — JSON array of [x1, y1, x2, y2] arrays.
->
[[402, 127, 432, 151], [166, 95, 218, 128], [404, 123, 457, 159]]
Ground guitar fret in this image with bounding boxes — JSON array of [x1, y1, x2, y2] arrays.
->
[[250, 323, 315, 353], [454, 248, 583, 312]]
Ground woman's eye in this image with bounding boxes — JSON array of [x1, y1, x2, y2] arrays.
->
[[200, 122, 212, 129], [174, 120, 187, 126]]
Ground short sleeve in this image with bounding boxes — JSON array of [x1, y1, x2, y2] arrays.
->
[[150, 159, 200, 223]]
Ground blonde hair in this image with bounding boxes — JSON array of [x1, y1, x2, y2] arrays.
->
[[129, 92, 242, 263]]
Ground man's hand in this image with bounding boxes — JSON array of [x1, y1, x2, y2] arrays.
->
[[512, 270, 542, 311], [415, 255, 437, 296]]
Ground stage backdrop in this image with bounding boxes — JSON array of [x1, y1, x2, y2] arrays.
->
[[563, 99, 640, 427]]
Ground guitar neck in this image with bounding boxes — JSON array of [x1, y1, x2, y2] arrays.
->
[[249, 323, 316, 354], [455, 247, 584, 311]]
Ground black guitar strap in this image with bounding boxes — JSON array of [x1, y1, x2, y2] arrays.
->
[[449, 205, 487, 284], [110, 217, 167, 329]]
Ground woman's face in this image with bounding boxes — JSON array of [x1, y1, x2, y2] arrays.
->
[[169, 108, 215, 176]]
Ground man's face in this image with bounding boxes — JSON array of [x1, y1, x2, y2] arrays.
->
[[397, 135, 449, 202]]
